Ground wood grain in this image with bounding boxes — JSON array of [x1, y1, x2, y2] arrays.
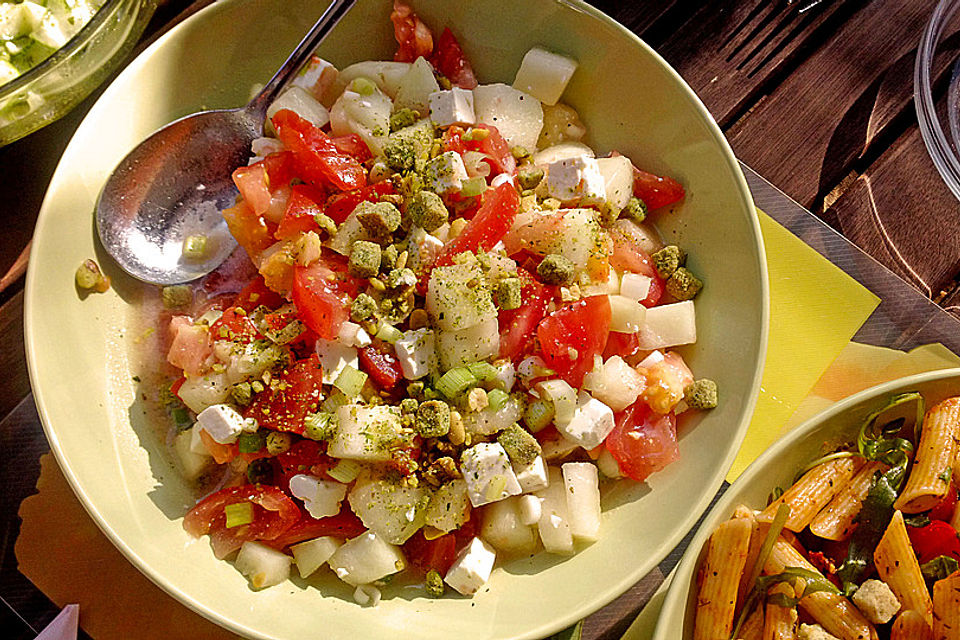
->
[[0, 291, 28, 420]]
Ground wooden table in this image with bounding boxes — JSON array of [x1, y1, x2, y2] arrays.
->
[[3, 0, 958, 637]]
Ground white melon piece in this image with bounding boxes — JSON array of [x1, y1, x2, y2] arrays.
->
[[315, 338, 359, 385], [173, 429, 212, 481], [620, 272, 652, 302], [556, 392, 616, 450], [428, 87, 475, 126], [584, 355, 645, 412], [394, 56, 441, 114], [636, 300, 697, 350], [289, 474, 348, 519], [424, 479, 471, 533], [328, 405, 404, 461], [235, 541, 291, 589], [512, 47, 578, 106], [460, 442, 523, 507], [463, 396, 524, 436], [394, 329, 436, 380], [444, 537, 497, 596], [480, 496, 536, 553], [348, 476, 427, 544], [266, 87, 330, 134], [562, 462, 601, 541], [473, 83, 543, 151], [334, 60, 411, 100], [596, 155, 634, 211], [513, 455, 550, 493], [290, 536, 342, 578], [291, 55, 338, 102], [532, 141, 595, 167], [608, 294, 647, 333], [612, 218, 663, 255], [597, 448, 623, 479], [177, 372, 230, 414], [329, 87, 392, 156], [535, 467, 574, 554], [437, 318, 500, 370], [517, 494, 542, 526], [426, 262, 496, 331], [328, 531, 406, 586]]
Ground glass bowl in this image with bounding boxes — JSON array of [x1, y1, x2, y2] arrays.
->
[[916, 0, 960, 201], [0, 0, 157, 146]]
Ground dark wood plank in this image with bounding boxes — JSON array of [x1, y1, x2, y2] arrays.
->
[[0, 291, 28, 419], [726, 0, 939, 210], [588, 0, 682, 39]]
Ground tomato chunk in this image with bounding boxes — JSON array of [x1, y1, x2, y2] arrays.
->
[[324, 181, 396, 224], [276, 184, 325, 240], [244, 354, 325, 434], [428, 182, 520, 274], [265, 509, 367, 550], [603, 331, 640, 360], [272, 109, 367, 192], [605, 402, 679, 482], [430, 28, 477, 89], [403, 531, 457, 575], [390, 0, 433, 62], [537, 295, 611, 387], [906, 519, 960, 566], [633, 168, 685, 211], [210, 306, 260, 343], [232, 275, 286, 312], [608, 232, 664, 307], [498, 269, 552, 361], [292, 258, 362, 339], [222, 200, 273, 261], [359, 345, 404, 390]]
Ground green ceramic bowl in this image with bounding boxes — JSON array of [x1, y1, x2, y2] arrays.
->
[[25, 1, 767, 638], [652, 368, 960, 640]]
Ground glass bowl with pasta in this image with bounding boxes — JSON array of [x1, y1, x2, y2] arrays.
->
[[653, 367, 960, 640]]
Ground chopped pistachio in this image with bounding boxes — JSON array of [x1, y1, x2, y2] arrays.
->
[[356, 201, 401, 237], [384, 137, 417, 172], [597, 201, 620, 227], [183, 234, 208, 259], [517, 166, 544, 190], [313, 212, 338, 236], [406, 190, 449, 232], [651, 245, 685, 279], [494, 277, 522, 310], [466, 387, 489, 412], [417, 400, 451, 438], [390, 107, 420, 132], [231, 381, 254, 407], [497, 424, 542, 465], [666, 267, 702, 300], [623, 196, 647, 224], [511, 145, 531, 161], [684, 379, 718, 410], [541, 197, 561, 210], [407, 380, 425, 400], [161, 284, 193, 309], [265, 431, 293, 455], [448, 410, 465, 445], [448, 217, 468, 239], [425, 569, 444, 597], [75, 259, 110, 293], [399, 398, 419, 415], [462, 127, 489, 142], [537, 253, 575, 285], [350, 77, 377, 95], [381, 244, 399, 270], [349, 240, 382, 278], [351, 292, 378, 322]]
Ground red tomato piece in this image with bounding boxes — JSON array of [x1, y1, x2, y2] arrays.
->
[[261, 150, 296, 187], [403, 531, 458, 575], [633, 168, 685, 211], [390, 0, 433, 62], [537, 295, 612, 387], [359, 345, 404, 390], [167, 316, 213, 377], [441, 126, 467, 155], [209, 307, 260, 343], [291, 258, 362, 339], [930, 487, 958, 522], [603, 331, 641, 360], [498, 269, 552, 361], [605, 402, 679, 483], [430, 28, 477, 89], [608, 232, 664, 307], [183, 484, 301, 559], [331, 134, 372, 162], [465, 123, 516, 176], [232, 163, 273, 216], [232, 275, 286, 312], [198, 429, 237, 465], [265, 509, 367, 550], [906, 519, 960, 566], [272, 109, 367, 192], [324, 181, 396, 224], [244, 354, 325, 434], [222, 200, 274, 261], [276, 184, 324, 240]]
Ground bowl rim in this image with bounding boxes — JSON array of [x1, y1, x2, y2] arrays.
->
[[24, 0, 768, 637], [651, 366, 960, 639], [0, 0, 125, 98]]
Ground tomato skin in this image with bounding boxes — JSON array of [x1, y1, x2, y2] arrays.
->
[[498, 269, 552, 361], [608, 233, 664, 307], [276, 184, 325, 240], [430, 28, 477, 89], [403, 531, 458, 575], [929, 487, 958, 522], [222, 200, 274, 261], [198, 429, 237, 464], [232, 275, 286, 312], [324, 181, 396, 224], [331, 134, 372, 162], [359, 345, 404, 390], [183, 484, 301, 559], [272, 109, 367, 192], [537, 295, 612, 388], [603, 331, 640, 360], [265, 509, 367, 550], [292, 258, 362, 340], [633, 168, 685, 211], [244, 354, 325, 434], [209, 307, 260, 343], [390, 0, 433, 62], [605, 402, 679, 482], [906, 520, 960, 565]]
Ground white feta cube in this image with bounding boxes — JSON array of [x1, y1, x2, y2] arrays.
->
[[493, 360, 516, 392], [545, 156, 606, 205], [513, 455, 550, 493], [556, 393, 615, 450], [512, 47, 578, 106], [291, 55, 338, 102], [517, 494, 542, 526], [562, 462, 601, 541], [315, 338, 359, 385], [394, 329, 436, 380], [328, 405, 404, 461], [851, 579, 900, 625], [288, 474, 348, 519], [428, 87, 476, 126], [196, 404, 245, 444], [409, 228, 444, 268], [620, 272, 652, 302], [461, 442, 523, 507], [444, 537, 496, 596], [424, 150, 469, 194], [337, 321, 372, 348]]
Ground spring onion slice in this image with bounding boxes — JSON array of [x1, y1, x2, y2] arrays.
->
[[536, 379, 577, 427], [486, 388, 509, 412], [467, 361, 498, 382], [328, 459, 363, 484], [224, 502, 254, 528], [334, 365, 368, 398], [436, 367, 477, 399]]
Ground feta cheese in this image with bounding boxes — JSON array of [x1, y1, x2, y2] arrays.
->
[[544, 156, 606, 205], [428, 87, 476, 126], [620, 272, 653, 302], [424, 150, 469, 194], [518, 494, 542, 525], [444, 537, 496, 595], [288, 474, 348, 519], [291, 55, 338, 102], [513, 455, 550, 492], [461, 442, 523, 507], [851, 579, 900, 624], [512, 47, 578, 106], [337, 321, 372, 348], [328, 405, 404, 461], [556, 393, 616, 450], [196, 404, 245, 444], [493, 360, 516, 392], [394, 329, 436, 380], [315, 338, 359, 385]]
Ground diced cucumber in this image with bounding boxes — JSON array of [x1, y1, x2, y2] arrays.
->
[[234, 541, 292, 589], [327, 531, 406, 586]]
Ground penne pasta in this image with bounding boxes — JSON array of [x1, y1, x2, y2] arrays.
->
[[737, 510, 767, 609], [762, 582, 798, 640], [758, 457, 861, 532], [874, 510, 934, 626], [895, 397, 960, 513], [763, 538, 878, 640], [932, 571, 960, 640], [891, 610, 933, 640], [694, 517, 753, 640], [739, 605, 765, 640], [809, 461, 885, 541]]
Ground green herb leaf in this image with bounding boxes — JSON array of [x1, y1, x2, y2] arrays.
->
[[921, 555, 960, 581]]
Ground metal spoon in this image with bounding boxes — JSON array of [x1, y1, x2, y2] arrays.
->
[[96, 0, 357, 285]]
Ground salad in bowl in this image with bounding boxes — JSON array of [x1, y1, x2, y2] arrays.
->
[[155, 1, 717, 602]]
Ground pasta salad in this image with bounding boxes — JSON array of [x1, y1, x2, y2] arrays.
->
[[693, 392, 960, 640], [156, 1, 716, 603]]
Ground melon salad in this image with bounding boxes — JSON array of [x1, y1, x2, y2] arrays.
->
[[163, 1, 717, 603]]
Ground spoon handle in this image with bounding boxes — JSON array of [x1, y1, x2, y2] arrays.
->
[[247, 0, 358, 119]]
